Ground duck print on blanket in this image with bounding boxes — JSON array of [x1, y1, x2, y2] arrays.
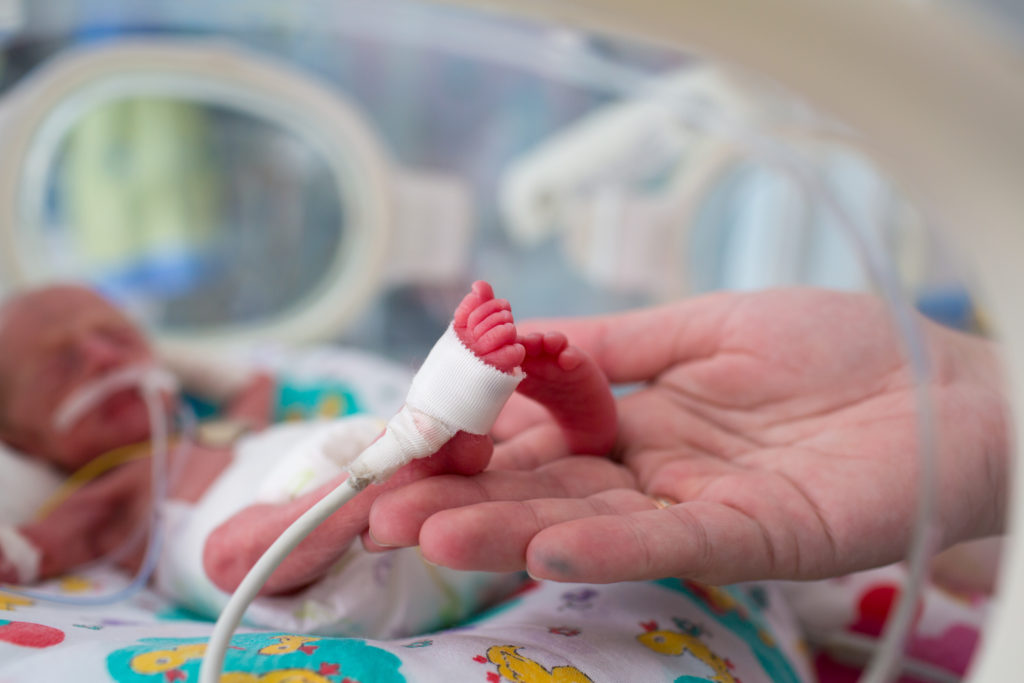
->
[[636, 619, 737, 683], [478, 644, 594, 683], [107, 633, 405, 682]]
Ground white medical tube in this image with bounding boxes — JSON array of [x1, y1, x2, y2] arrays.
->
[[198, 478, 363, 683]]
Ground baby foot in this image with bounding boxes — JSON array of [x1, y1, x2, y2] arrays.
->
[[456, 282, 616, 455], [516, 331, 617, 456], [362, 288, 618, 552], [453, 281, 525, 373]]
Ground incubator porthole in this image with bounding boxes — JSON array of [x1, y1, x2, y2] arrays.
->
[[0, 39, 395, 350], [39, 95, 346, 330]]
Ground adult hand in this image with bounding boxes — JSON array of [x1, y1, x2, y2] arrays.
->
[[366, 289, 1008, 584]]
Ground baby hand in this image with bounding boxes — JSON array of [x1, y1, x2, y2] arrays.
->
[[18, 458, 153, 581]]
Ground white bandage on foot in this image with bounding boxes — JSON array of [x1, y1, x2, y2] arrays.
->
[[0, 525, 41, 584], [347, 324, 524, 486]]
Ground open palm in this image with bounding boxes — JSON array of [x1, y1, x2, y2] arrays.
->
[[367, 289, 1006, 584]]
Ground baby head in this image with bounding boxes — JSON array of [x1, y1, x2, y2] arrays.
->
[[0, 285, 157, 471]]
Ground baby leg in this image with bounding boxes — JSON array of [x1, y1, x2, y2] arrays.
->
[[516, 331, 617, 456]]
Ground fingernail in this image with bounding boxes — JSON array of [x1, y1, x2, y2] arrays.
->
[[366, 529, 398, 549], [542, 556, 575, 577], [417, 549, 439, 567]]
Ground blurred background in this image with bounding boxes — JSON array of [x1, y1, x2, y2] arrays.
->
[[0, 0, 1014, 366]]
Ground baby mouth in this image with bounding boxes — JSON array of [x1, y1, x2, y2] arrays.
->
[[99, 387, 144, 419]]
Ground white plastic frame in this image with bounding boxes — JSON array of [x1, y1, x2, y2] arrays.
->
[[499, 64, 878, 300], [0, 39, 395, 350]]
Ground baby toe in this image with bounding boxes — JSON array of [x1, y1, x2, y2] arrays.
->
[[519, 332, 545, 356], [473, 309, 514, 338], [482, 342, 526, 373], [541, 332, 569, 355], [468, 298, 512, 331], [470, 280, 495, 302], [556, 345, 586, 372]]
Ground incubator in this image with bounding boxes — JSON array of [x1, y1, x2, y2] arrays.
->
[[0, 0, 1021, 681]]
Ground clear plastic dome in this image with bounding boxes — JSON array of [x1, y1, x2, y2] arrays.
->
[[0, 2, 1021, 681]]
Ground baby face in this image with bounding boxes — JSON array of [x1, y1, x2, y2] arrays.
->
[[0, 287, 155, 470]]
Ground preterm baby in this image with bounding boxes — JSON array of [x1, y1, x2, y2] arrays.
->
[[0, 281, 617, 636]]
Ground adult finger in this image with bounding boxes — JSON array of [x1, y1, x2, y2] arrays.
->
[[520, 501, 814, 584], [415, 489, 663, 572], [365, 456, 637, 549], [515, 292, 738, 384], [409, 489, 845, 584]]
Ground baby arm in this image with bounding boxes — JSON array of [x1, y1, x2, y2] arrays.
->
[[2, 457, 152, 583], [1, 441, 234, 585]]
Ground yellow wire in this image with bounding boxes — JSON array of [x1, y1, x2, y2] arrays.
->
[[32, 437, 179, 520]]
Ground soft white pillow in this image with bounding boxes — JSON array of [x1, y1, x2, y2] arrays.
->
[[0, 442, 64, 525]]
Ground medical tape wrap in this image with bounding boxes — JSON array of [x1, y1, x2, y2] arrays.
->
[[0, 525, 41, 584], [347, 324, 524, 486]]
